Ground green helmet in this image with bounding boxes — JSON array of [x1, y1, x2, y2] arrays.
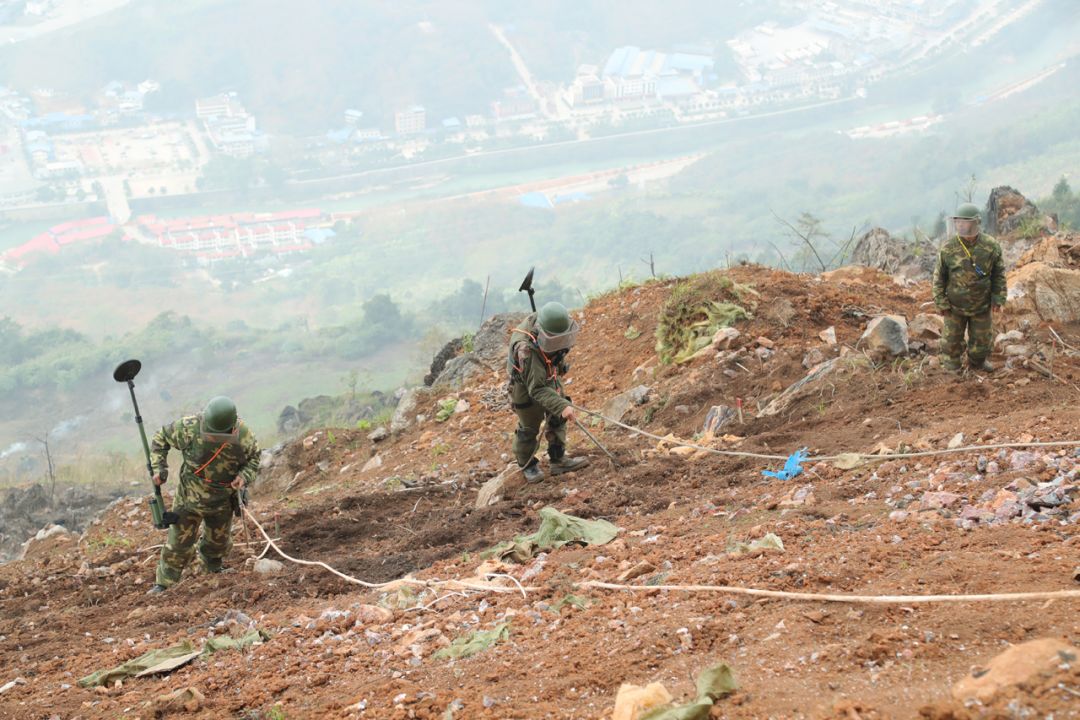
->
[[202, 396, 237, 433], [538, 302, 571, 334], [952, 203, 981, 220]]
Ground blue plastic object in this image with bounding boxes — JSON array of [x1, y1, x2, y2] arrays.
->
[[762, 448, 809, 481]]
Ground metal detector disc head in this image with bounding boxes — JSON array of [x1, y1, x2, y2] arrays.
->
[[518, 267, 535, 293], [113, 359, 142, 383]]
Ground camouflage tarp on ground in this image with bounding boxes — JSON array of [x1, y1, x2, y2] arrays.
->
[[78, 629, 270, 687], [433, 623, 510, 660], [487, 506, 619, 563]]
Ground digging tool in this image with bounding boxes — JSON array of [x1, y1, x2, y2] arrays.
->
[[518, 266, 537, 312], [112, 359, 178, 530], [572, 417, 621, 468]]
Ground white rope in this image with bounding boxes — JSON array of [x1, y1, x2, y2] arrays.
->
[[579, 580, 1080, 604], [242, 507, 523, 595], [570, 404, 1080, 464]]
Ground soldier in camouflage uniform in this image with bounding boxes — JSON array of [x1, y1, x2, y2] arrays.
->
[[147, 396, 260, 594], [932, 203, 1007, 372], [507, 302, 589, 483]]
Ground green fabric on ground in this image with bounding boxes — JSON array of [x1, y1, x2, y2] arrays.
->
[[433, 623, 510, 660], [640, 663, 739, 720], [78, 641, 198, 688], [78, 628, 270, 688], [488, 506, 619, 562], [202, 629, 270, 656]]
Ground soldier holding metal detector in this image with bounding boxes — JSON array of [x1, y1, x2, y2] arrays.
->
[[113, 360, 259, 595], [507, 268, 594, 483]]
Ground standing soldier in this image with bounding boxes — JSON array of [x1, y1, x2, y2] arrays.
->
[[932, 203, 1007, 372], [146, 396, 260, 594], [507, 302, 589, 483]]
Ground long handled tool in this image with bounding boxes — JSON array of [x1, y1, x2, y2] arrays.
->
[[572, 417, 620, 468], [113, 359, 178, 530]]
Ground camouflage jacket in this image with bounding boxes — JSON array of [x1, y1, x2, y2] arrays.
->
[[932, 234, 1007, 316], [151, 415, 260, 511], [506, 315, 571, 416]]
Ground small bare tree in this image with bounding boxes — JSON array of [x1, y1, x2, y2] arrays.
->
[[36, 432, 57, 504], [641, 252, 656, 278], [773, 210, 830, 272], [957, 174, 978, 204]]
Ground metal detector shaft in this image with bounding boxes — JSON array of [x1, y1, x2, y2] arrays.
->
[[572, 418, 621, 468], [125, 382, 155, 483], [113, 359, 176, 529]]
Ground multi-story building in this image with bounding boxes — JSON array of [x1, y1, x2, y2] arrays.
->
[[139, 208, 331, 262], [195, 94, 244, 120], [394, 106, 426, 135]]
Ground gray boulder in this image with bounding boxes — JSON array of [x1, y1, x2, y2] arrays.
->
[[861, 315, 909, 356], [390, 388, 422, 434], [851, 227, 936, 280]]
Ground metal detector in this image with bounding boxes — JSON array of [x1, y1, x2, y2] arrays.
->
[[113, 359, 178, 529]]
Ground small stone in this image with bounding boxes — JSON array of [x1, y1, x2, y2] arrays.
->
[[994, 330, 1024, 347], [362, 455, 383, 473], [368, 427, 389, 443], [920, 491, 962, 510], [712, 327, 741, 348], [254, 559, 285, 575], [819, 327, 837, 345], [947, 433, 964, 450], [803, 348, 825, 369]]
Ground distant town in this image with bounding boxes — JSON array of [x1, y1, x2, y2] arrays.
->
[[0, 0, 1047, 272]]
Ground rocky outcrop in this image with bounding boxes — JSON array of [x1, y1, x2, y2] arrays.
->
[[985, 186, 1046, 236], [423, 338, 464, 386], [390, 387, 424, 434], [277, 392, 391, 437], [850, 227, 936, 280], [1005, 226, 1080, 323], [1007, 262, 1080, 323], [985, 186, 1058, 268], [431, 313, 526, 389], [0, 484, 122, 563]]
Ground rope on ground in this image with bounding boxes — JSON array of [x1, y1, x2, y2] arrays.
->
[[578, 580, 1080, 604], [570, 404, 788, 460], [244, 510, 1078, 606], [242, 506, 524, 595], [570, 403, 1080, 465]]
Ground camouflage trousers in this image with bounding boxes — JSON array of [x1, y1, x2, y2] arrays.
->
[[155, 504, 233, 587], [941, 311, 993, 367], [511, 402, 568, 467]]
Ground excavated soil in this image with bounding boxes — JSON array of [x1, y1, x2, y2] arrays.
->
[[1, 266, 1078, 720]]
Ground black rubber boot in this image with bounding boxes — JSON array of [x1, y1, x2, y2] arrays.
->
[[550, 456, 590, 475], [521, 458, 544, 484]]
